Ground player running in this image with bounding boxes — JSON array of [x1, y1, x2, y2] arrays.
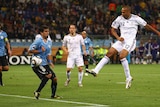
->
[[62, 24, 87, 87]]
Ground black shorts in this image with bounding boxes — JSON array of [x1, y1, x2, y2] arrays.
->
[[0, 55, 9, 66], [32, 65, 56, 79], [83, 55, 89, 62]]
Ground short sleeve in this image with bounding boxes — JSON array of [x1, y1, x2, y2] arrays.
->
[[29, 39, 41, 51], [136, 16, 147, 27], [62, 36, 67, 47], [111, 16, 121, 29]]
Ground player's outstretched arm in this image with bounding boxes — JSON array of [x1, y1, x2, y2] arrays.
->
[[145, 24, 160, 36]]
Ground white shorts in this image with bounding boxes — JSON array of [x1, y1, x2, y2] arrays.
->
[[112, 39, 136, 53], [67, 54, 84, 68]]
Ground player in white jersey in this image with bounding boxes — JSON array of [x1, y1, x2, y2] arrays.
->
[[86, 5, 160, 89], [62, 24, 87, 87], [35, 34, 52, 41]]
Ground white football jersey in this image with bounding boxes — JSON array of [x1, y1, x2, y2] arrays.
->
[[35, 34, 52, 41], [111, 14, 147, 40], [62, 34, 84, 55]]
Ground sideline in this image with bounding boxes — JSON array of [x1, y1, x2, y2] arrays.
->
[[0, 93, 109, 107]]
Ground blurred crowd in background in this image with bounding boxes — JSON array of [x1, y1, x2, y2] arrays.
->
[[1, 0, 160, 64], [0, 0, 159, 41]]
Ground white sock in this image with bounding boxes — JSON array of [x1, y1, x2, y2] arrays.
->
[[94, 56, 110, 74], [120, 58, 131, 79], [66, 71, 71, 80], [78, 71, 84, 84]]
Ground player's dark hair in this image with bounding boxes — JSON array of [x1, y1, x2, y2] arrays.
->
[[69, 24, 76, 29], [39, 25, 49, 33]]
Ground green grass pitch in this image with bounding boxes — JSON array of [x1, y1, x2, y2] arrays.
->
[[0, 64, 160, 107]]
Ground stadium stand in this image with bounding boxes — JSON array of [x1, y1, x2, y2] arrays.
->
[[0, 0, 159, 63]]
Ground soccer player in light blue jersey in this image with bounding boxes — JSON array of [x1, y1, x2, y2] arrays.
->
[[29, 25, 61, 99], [81, 31, 94, 76], [0, 23, 12, 86]]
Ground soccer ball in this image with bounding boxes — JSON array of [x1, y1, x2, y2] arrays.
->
[[31, 56, 42, 66], [84, 73, 88, 76]]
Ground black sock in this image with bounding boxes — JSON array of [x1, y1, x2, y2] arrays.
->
[[0, 72, 3, 85], [36, 77, 49, 92], [51, 79, 57, 97], [85, 65, 88, 72]]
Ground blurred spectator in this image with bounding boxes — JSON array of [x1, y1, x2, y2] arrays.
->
[[137, 42, 145, 64], [108, 1, 116, 16], [145, 39, 153, 64], [0, 0, 159, 41], [151, 39, 159, 64]]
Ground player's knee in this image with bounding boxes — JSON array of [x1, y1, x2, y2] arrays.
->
[[119, 54, 126, 60], [53, 77, 57, 82], [66, 68, 71, 73], [106, 51, 114, 58], [46, 74, 52, 78], [78, 67, 83, 72]]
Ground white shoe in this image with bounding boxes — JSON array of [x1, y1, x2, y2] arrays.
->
[[126, 77, 133, 89], [78, 83, 83, 87], [64, 79, 70, 86]]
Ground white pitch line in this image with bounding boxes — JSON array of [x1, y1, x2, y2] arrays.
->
[[0, 93, 109, 107], [116, 82, 125, 84]]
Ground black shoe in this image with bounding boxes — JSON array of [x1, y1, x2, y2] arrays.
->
[[51, 95, 63, 99], [86, 69, 97, 77], [34, 92, 40, 99]]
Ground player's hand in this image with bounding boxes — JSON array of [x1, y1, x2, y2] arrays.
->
[[118, 37, 124, 42], [65, 50, 69, 55], [8, 50, 12, 56]]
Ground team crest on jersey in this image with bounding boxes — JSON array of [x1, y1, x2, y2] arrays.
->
[[48, 45, 51, 48]]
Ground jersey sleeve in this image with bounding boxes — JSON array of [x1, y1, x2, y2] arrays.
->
[[111, 16, 121, 29], [29, 39, 41, 51], [48, 41, 52, 55], [62, 36, 67, 47], [3, 32, 9, 42], [136, 16, 147, 27], [35, 34, 41, 40]]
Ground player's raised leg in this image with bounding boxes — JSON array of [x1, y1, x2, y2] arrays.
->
[[86, 47, 117, 76]]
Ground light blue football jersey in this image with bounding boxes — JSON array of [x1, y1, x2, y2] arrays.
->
[[29, 37, 52, 66], [81, 37, 93, 55], [0, 31, 8, 56]]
